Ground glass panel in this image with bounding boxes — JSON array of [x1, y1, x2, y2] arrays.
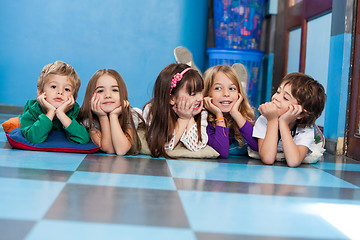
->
[[287, 27, 301, 74], [305, 12, 332, 127], [289, 0, 303, 7]]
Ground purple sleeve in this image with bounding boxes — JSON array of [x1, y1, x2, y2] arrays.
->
[[239, 120, 258, 151], [206, 124, 229, 158]]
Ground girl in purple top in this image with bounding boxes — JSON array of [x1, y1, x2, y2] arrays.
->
[[203, 65, 258, 158]]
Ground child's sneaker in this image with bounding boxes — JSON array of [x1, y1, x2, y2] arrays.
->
[[232, 63, 248, 90], [314, 124, 325, 147], [174, 46, 202, 76]]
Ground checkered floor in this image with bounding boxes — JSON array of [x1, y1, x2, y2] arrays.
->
[[1, 119, 360, 239]]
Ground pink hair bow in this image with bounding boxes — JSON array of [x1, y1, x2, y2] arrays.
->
[[170, 67, 193, 93]]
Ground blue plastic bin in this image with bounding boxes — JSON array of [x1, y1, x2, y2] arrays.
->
[[207, 48, 264, 107], [214, 0, 265, 49]]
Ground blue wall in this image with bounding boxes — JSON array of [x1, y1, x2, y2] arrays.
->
[[0, 0, 209, 109], [324, 33, 351, 140]]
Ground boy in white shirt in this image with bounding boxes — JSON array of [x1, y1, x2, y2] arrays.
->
[[253, 72, 326, 167]]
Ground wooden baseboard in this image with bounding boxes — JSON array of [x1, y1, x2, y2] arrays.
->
[[325, 137, 344, 155], [0, 104, 24, 115]]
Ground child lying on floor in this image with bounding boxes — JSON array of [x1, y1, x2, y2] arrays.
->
[[252, 72, 326, 167], [19, 60, 89, 144]]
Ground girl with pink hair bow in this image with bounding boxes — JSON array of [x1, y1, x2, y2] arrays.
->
[[143, 63, 208, 158]]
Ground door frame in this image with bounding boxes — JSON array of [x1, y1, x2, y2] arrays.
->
[[284, 0, 332, 74], [346, 0, 360, 160], [272, 0, 332, 93]]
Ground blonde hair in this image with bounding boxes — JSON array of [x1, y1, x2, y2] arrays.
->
[[203, 65, 255, 147], [37, 61, 81, 99]]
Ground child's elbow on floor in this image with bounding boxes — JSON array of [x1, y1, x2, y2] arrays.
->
[[260, 155, 275, 165], [286, 159, 302, 168], [114, 146, 131, 156], [100, 147, 115, 155]]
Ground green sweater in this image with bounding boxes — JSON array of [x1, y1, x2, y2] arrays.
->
[[19, 99, 90, 144]]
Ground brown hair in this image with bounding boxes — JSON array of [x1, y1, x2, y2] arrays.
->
[[144, 63, 204, 158], [203, 65, 255, 147], [78, 69, 141, 154], [280, 72, 326, 128], [38, 60, 81, 99]]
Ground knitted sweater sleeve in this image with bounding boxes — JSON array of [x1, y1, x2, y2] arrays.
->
[[19, 100, 53, 143], [239, 120, 258, 151], [206, 124, 229, 158]]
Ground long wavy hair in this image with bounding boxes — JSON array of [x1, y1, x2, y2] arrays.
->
[[78, 69, 141, 154], [144, 63, 204, 158], [203, 65, 255, 147]]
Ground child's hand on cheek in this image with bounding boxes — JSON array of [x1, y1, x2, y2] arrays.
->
[[258, 102, 278, 120], [191, 100, 203, 117], [279, 104, 303, 125], [110, 100, 128, 117], [57, 95, 75, 114], [91, 93, 106, 117], [37, 93, 56, 113], [204, 97, 222, 117], [173, 97, 193, 120], [230, 93, 243, 117]]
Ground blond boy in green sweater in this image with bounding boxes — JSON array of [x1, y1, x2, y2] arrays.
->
[[19, 61, 89, 144]]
